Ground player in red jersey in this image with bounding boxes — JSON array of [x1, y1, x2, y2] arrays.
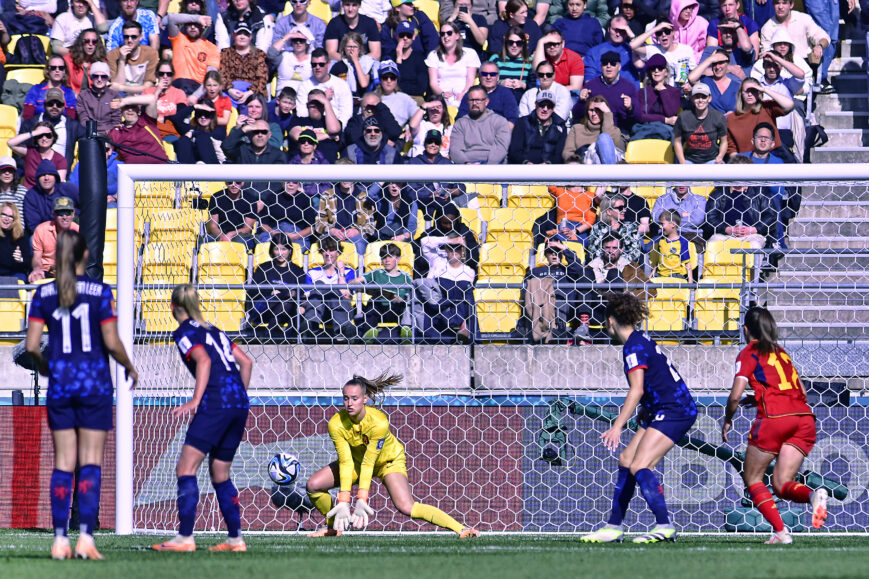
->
[[722, 306, 828, 544]]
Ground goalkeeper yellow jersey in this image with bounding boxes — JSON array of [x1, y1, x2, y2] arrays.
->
[[328, 406, 406, 492]]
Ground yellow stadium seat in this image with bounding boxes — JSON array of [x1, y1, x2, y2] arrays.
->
[[148, 208, 201, 244], [466, 183, 503, 209], [103, 240, 117, 286], [142, 243, 193, 284], [308, 241, 359, 270], [634, 185, 666, 199], [0, 104, 19, 149], [695, 277, 742, 332], [479, 242, 529, 279], [253, 241, 304, 269], [105, 208, 117, 244], [485, 207, 546, 246], [285, 0, 332, 20], [6, 68, 45, 86], [533, 241, 585, 266], [414, 209, 426, 239], [691, 185, 715, 198], [6, 34, 51, 56], [703, 239, 755, 280], [447, 105, 458, 124], [508, 184, 554, 210], [364, 241, 414, 274], [226, 107, 239, 133], [198, 287, 247, 332], [475, 288, 522, 333], [625, 139, 674, 164], [139, 286, 175, 333], [167, 0, 181, 13], [198, 241, 249, 284], [0, 281, 27, 332], [458, 207, 486, 239], [136, 182, 176, 212], [645, 277, 689, 332], [415, 0, 440, 28]]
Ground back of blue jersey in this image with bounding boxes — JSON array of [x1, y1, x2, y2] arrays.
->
[[28, 276, 116, 398], [172, 318, 248, 411], [622, 331, 697, 419]]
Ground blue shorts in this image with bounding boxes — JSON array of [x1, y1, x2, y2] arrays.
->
[[47, 394, 114, 431], [639, 411, 696, 444], [185, 406, 249, 462]]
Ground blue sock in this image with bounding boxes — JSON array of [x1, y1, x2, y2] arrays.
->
[[606, 465, 636, 526], [177, 475, 199, 537], [213, 479, 241, 538], [635, 468, 670, 526], [77, 465, 101, 536], [50, 469, 74, 537]]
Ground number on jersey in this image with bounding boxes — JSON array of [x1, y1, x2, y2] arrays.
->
[[206, 332, 235, 371], [768, 352, 798, 391], [655, 345, 682, 382], [52, 304, 91, 353]]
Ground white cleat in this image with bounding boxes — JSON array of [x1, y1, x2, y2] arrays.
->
[[811, 488, 828, 529], [580, 527, 625, 543], [765, 529, 793, 544]]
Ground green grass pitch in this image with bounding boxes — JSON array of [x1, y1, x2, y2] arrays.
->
[[2, 531, 867, 579]]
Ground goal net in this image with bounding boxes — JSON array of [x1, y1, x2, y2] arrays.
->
[[114, 163, 869, 535]]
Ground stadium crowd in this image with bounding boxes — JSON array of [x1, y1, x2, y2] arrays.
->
[[0, 0, 855, 342]]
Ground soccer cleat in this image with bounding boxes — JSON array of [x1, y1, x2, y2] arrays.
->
[[208, 539, 247, 552], [74, 534, 104, 560], [811, 488, 828, 529], [306, 528, 342, 538], [152, 538, 196, 552], [459, 528, 479, 539], [51, 536, 72, 560], [766, 529, 793, 544], [580, 527, 624, 543], [631, 526, 677, 544], [362, 328, 380, 341]]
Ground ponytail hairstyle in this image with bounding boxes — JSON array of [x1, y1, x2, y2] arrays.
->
[[344, 371, 403, 406], [605, 291, 648, 328], [171, 283, 211, 327], [743, 306, 779, 355], [56, 229, 87, 309]]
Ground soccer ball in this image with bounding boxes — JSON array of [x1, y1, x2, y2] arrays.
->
[[268, 453, 301, 485]]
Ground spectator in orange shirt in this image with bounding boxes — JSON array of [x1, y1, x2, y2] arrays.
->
[[549, 178, 597, 243], [29, 196, 80, 282], [164, 12, 220, 94]]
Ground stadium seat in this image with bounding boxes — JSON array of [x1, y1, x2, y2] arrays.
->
[[703, 240, 755, 280], [197, 286, 247, 332], [0, 104, 19, 156], [142, 242, 193, 284], [226, 107, 239, 133], [197, 242, 249, 284], [485, 207, 546, 246], [308, 241, 359, 270], [459, 207, 486, 240], [695, 277, 741, 332], [253, 241, 304, 269], [480, 242, 529, 279], [105, 208, 117, 245], [646, 277, 689, 332], [414, 209, 425, 239], [415, 0, 440, 28], [475, 288, 522, 334], [634, 185, 665, 200], [533, 242, 585, 266], [7, 68, 45, 86], [364, 241, 414, 274], [162, 141, 176, 162], [508, 184, 554, 210], [285, 0, 332, 20], [625, 139, 674, 164], [466, 183, 503, 209], [148, 208, 201, 245], [5, 35, 51, 70], [103, 240, 117, 286], [0, 281, 27, 332], [139, 285, 175, 334]]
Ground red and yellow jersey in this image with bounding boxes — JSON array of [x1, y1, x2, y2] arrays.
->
[[735, 341, 813, 419], [328, 406, 405, 492]]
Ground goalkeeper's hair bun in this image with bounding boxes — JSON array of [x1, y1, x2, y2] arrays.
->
[[345, 372, 403, 405]]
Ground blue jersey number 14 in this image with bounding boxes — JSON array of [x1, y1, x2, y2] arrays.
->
[[205, 331, 234, 371]]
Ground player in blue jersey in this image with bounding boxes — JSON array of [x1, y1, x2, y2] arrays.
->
[[25, 230, 138, 560], [152, 284, 253, 553], [581, 292, 697, 544]]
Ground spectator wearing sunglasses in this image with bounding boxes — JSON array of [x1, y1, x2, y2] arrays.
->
[[490, 26, 534, 102], [273, 0, 327, 50], [22, 56, 78, 122], [7, 121, 69, 190], [223, 119, 286, 166], [50, 0, 109, 57], [21, 87, 85, 167], [531, 29, 584, 91], [106, 0, 161, 51], [630, 20, 697, 86], [63, 28, 108, 93], [582, 15, 637, 85], [107, 20, 159, 94], [172, 99, 227, 164], [214, 0, 275, 53], [76, 62, 124, 135], [389, 20, 431, 98], [343, 116, 402, 165], [508, 90, 566, 164], [270, 25, 314, 95], [297, 48, 354, 129], [456, 61, 519, 125]]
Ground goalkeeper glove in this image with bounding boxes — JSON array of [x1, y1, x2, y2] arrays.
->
[[326, 492, 353, 532], [352, 491, 375, 530]]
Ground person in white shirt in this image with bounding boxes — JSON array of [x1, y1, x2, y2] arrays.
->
[[630, 20, 697, 86], [518, 61, 571, 121], [269, 25, 314, 93], [760, 0, 830, 88], [296, 48, 354, 128], [50, 0, 108, 56], [356, 0, 393, 24]]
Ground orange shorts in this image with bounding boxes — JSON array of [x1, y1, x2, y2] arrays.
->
[[748, 414, 816, 456]]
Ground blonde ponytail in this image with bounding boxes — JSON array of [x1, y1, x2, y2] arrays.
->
[[171, 284, 211, 327]]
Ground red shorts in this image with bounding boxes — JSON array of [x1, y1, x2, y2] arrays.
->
[[748, 414, 816, 456]]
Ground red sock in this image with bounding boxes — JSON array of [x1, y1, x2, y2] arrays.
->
[[748, 482, 785, 532], [778, 481, 812, 504]]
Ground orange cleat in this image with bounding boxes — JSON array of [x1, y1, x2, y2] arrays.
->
[[152, 538, 196, 552], [208, 540, 247, 552], [75, 534, 104, 560], [51, 536, 72, 560], [459, 528, 480, 539], [811, 489, 828, 529], [306, 528, 342, 538]]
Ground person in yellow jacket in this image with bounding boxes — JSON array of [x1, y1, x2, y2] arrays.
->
[[306, 372, 480, 538]]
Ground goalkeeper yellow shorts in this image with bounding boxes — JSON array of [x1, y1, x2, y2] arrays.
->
[[349, 455, 408, 482]]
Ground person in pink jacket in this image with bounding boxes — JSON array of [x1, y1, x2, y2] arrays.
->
[[670, 0, 709, 63]]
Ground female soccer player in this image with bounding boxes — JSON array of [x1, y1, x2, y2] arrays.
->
[[152, 284, 253, 553], [722, 306, 827, 544], [306, 373, 478, 538], [581, 292, 697, 544], [26, 230, 138, 560]]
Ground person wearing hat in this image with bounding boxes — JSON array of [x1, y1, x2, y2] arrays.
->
[[572, 49, 639, 133], [106, 0, 161, 51], [273, 0, 327, 51], [344, 92, 403, 146], [0, 157, 28, 217], [29, 196, 80, 282], [380, 0, 439, 56], [76, 61, 124, 135], [270, 25, 315, 94], [376, 59, 421, 126], [219, 20, 270, 100], [214, 0, 274, 52], [390, 19, 431, 98], [343, 115, 402, 165], [508, 89, 567, 164], [107, 20, 159, 94], [456, 61, 519, 125], [288, 129, 332, 197], [288, 89, 343, 163], [630, 20, 697, 86], [297, 47, 354, 129], [22, 56, 79, 123], [19, 86, 85, 169], [581, 15, 637, 84], [324, 0, 383, 62], [518, 60, 572, 121], [171, 99, 226, 164], [632, 52, 682, 137], [407, 128, 467, 217], [164, 11, 221, 90], [22, 160, 80, 233], [673, 82, 729, 164]]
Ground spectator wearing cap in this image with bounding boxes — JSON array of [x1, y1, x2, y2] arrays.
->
[[22, 56, 79, 123], [518, 60, 572, 121], [205, 180, 259, 250], [218, 22, 270, 102], [407, 129, 467, 216], [508, 90, 567, 164], [551, 0, 604, 58], [390, 19, 431, 98], [450, 85, 511, 164], [289, 129, 332, 197], [324, 0, 383, 61], [107, 20, 159, 94], [630, 20, 697, 86], [76, 62, 124, 135], [456, 61, 519, 125], [273, 0, 327, 50], [632, 53, 682, 138], [381, 0, 440, 56], [344, 116, 403, 165], [572, 50, 639, 133], [673, 82, 728, 163], [532, 29, 585, 91], [687, 49, 741, 114], [172, 99, 227, 164], [0, 157, 28, 217], [376, 60, 421, 127], [7, 122, 69, 190], [297, 48, 355, 130], [29, 196, 80, 282], [288, 89, 343, 162], [215, 0, 275, 52], [270, 25, 315, 94], [339, 31, 380, 96], [344, 92, 403, 146], [106, 0, 161, 51], [257, 181, 318, 250], [164, 12, 221, 92], [582, 15, 637, 84], [440, 0, 488, 56], [20, 87, 85, 166], [23, 160, 79, 234], [107, 93, 171, 164], [409, 93, 453, 157]]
